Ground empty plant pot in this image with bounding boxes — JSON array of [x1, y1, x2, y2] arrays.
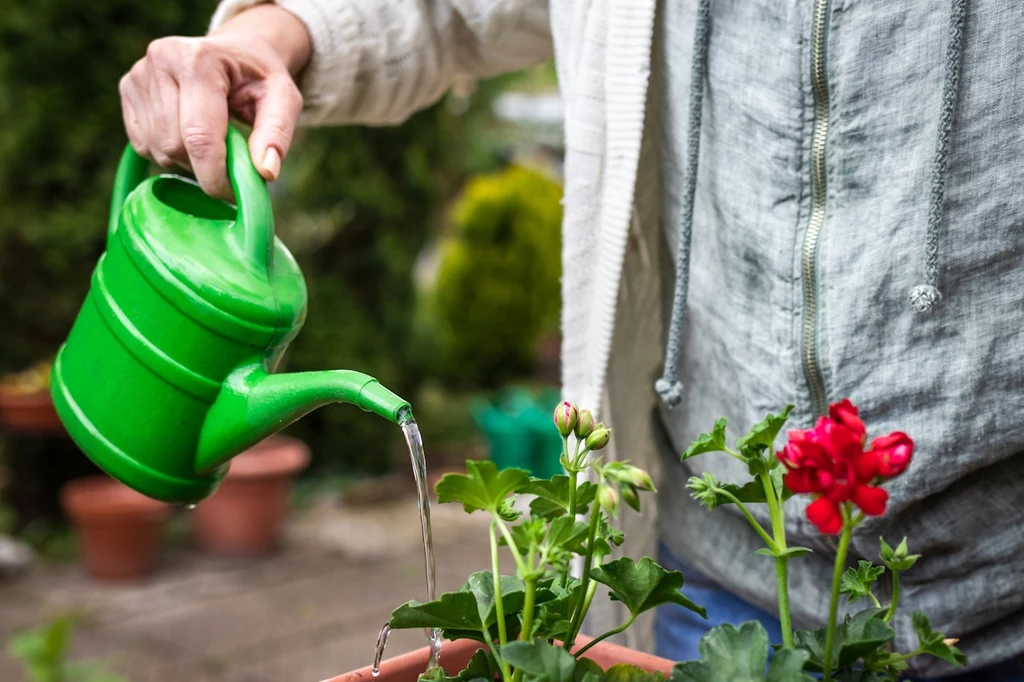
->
[[61, 476, 170, 581], [192, 435, 310, 557]]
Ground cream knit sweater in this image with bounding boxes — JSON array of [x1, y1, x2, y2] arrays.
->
[[210, 0, 658, 417]]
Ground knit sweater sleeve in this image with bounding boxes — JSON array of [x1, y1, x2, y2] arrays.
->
[[210, 0, 553, 126]]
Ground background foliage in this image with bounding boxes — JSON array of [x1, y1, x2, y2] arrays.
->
[[0, 0, 561, 505]]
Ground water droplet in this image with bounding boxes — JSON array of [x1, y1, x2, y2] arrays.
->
[[371, 668, 380, 678]]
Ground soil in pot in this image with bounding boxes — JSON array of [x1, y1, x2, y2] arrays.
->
[[192, 435, 310, 557], [61, 476, 170, 581], [326, 635, 675, 682]]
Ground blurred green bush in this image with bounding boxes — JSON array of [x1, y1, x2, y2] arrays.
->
[[416, 166, 563, 388]]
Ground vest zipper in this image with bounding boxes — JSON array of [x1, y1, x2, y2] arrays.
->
[[801, 0, 832, 417]]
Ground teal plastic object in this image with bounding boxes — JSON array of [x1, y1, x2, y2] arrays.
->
[[472, 388, 564, 478], [50, 127, 411, 504]]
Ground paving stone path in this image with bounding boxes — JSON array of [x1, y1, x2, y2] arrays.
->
[[0, 495, 497, 682]]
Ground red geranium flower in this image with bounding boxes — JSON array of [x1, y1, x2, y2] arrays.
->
[[777, 400, 912, 535]]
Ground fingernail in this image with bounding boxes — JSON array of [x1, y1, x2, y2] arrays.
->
[[262, 147, 281, 180]]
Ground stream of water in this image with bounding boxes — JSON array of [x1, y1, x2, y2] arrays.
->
[[371, 419, 440, 677]]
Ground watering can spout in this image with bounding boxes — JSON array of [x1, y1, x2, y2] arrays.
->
[[195, 364, 412, 475]]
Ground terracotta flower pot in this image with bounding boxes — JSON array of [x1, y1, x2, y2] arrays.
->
[[60, 476, 170, 581], [324, 636, 674, 682], [192, 435, 310, 557], [0, 389, 64, 435]]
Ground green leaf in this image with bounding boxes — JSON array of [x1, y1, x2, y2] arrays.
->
[[390, 572, 526, 632], [736, 406, 794, 451], [879, 537, 920, 572], [8, 615, 73, 680], [793, 608, 896, 672], [832, 670, 892, 682], [503, 517, 547, 554], [769, 465, 785, 498], [604, 664, 665, 682], [840, 561, 886, 605], [524, 476, 599, 519], [418, 649, 498, 682], [746, 454, 770, 478], [670, 622, 813, 682], [688, 476, 793, 511], [503, 639, 576, 682], [912, 612, 967, 667], [591, 557, 706, 619], [587, 521, 625, 557], [681, 418, 728, 460], [574, 657, 606, 682], [436, 461, 530, 516], [754, 547, 812, 559], [546, 517, 590, 554]]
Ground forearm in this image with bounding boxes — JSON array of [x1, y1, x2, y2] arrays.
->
[[210, 0, 553, 127], [210, 4, 311, 79]]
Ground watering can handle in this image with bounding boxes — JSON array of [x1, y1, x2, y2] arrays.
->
[[107, 127, 274, 269]]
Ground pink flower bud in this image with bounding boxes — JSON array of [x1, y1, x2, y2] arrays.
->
[[553, 401, 579, 437], [586, 424, 611, 451], [575, 409, 596, 439], [598, 484, 618, 516]]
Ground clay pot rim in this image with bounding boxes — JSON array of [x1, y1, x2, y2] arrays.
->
[[61, 475, 170, 522], [223, 435, 311, 480], [324, 635, 675, 682], [0, 388, 53, 406]]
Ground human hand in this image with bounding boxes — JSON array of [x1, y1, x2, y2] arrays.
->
[[118, 5, 311, 198]]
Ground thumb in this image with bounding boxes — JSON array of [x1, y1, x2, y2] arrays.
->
[[248, 74, 303, 181]]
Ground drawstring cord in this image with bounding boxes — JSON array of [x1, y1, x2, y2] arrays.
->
[[657, 0, 967, 408], [911, 0, 968, 313], [655, 0, 711, 408]]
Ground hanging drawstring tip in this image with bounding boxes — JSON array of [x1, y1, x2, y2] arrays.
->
[[655, 378, 684, 408], [910, 284, 942, 313]]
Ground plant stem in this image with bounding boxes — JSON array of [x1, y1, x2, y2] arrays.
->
[[574, 574, 601, 637], [561, 439, 583, 591], [490, 522, 513, 682], [520, 578, 537, 641], [758, 471, 793, 648], [823, 506, 854, 682], [884, 570, 901, 623], [565, 503, 603, 650], [510, 573, 538, 682], [716, 488, 776, 550], [494, 518, 529, 576], [774, 557, 794, 648], [878, 647, 925, 666], [573, 615, 637, 658]]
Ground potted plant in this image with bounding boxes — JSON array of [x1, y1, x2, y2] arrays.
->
[[327, 399, 966, 682], [0, 358, 63, 435], [192, 434, 310, 556], [8, 613, 126, 681], [60, 475, 170, 581]]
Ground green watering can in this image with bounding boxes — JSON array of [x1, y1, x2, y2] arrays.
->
[[50, 128, 411, 504]]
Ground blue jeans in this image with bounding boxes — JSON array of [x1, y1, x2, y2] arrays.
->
[[654, 544, 1024, 681]]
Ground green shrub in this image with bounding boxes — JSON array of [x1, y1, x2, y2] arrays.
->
[[422, 165, 563, 388]]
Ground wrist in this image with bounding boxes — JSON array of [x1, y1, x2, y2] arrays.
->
[[213, 4, 312, 77]]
